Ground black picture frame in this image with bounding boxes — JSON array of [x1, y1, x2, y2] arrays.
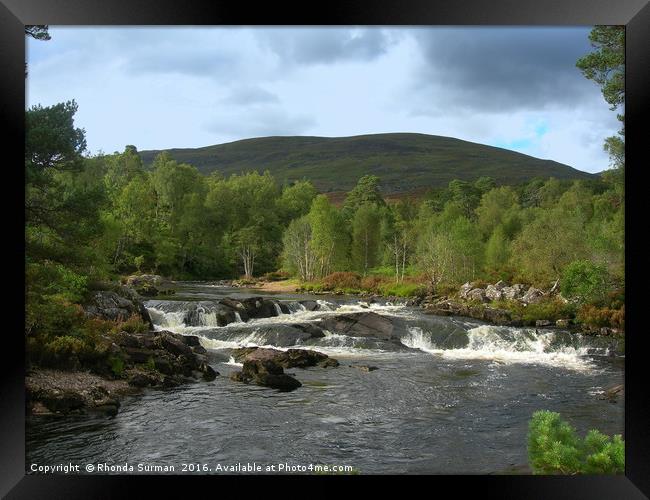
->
[[3, 0, 649, 497]]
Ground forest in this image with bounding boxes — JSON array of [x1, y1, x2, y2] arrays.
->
[[25, 100, 624, 282]]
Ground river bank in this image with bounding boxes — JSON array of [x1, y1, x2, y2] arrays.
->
[[217, 277, 624, 337]]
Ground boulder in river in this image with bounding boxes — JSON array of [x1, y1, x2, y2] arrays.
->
[[230, 358, 302, 392], [112, 330, 219, 383], [225, 323, 325, 347], [219, 296, 283, 321], [184, 303, 238, 327], [320, 312, 397, 340], [299, 300, 320, 311], [232, 347, 338, 369], [600, 384, 624, 402]]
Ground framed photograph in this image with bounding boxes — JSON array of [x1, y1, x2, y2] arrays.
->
[[4, 0, 649, 497]]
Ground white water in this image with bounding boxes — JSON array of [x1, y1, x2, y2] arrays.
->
[[146, 307, 186, 330], [147, 298, 605, 371], [316, 300, 335, 311], [402, 325, 595, 371], [225, 356, 243, 367]]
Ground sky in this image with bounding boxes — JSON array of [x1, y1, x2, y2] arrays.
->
[[26, 26, 621, 173]]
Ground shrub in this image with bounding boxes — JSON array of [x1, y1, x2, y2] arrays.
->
[[111, 314, 149, 334], [492, 298, 576, 324], [26, 261, 89, 303], [361, 276, 385, 292], [367, 266, 395, 278], [380, 282, 426, 298], [322, 272, 362, 291], [435, 282, 458, 297], [576, 304, 625, 329], [528, 410, 624, 474], [108, 355, 126, 377], [519, 299, 576, 324], [39, 335, 93, 370], [25, 296, 87, 340], [263, 270, 290, 281], [134, 255, 145, 272], [299, 282, 324, 293], [561, 260, 609, 304], [144, 356, 157, 372], [470, 278, 491, 289]]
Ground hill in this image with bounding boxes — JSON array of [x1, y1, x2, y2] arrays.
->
[[139, 133, 595, 194]]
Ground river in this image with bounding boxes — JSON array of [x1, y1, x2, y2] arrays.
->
[[26, 282, 624, 474]]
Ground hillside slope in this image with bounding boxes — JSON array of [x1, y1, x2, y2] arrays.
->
[[139, 133, 594, 194]]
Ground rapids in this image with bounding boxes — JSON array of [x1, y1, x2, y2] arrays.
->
[[26, 282, 624, 474]]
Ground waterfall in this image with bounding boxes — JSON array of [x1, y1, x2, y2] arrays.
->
[[401, 325, 595, 371]]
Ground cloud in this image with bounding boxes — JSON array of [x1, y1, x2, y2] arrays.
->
[[204, 108, 317, 138], [255, 28, 394, 65], [221, 85, 279, 106], [409, 27, 601, 114]]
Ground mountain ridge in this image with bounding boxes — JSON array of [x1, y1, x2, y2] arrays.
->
[[138, 132, 595, 194]]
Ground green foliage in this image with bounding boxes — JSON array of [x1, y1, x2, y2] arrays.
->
[[108, 355, 126, 377], [309, 195, 349, 277], [39, 336, 92, 371], [494, 298, 576, 324], [561, 260, 609, 304], [25, 25, 51, 40], [379, 282, 426, 298], [343, 174, 386, 220], [351, 204, 383, 275], [144, 356, 157, 372], [485, 226, 511, 271], [576, 26, 624, 112], [576, 26, 624, 170], [26, 261, 89, 304], [416, 209, 484, 286], [511, 208, 588, 284], [528, 410, 624, 474], [134, 255, 145, 272], [282, 216, 317, 281], [476, 186, 520, 238], [276, 180, 318, 223]]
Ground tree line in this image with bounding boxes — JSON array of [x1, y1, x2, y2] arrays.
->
[[25, 99, 624, 297]]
